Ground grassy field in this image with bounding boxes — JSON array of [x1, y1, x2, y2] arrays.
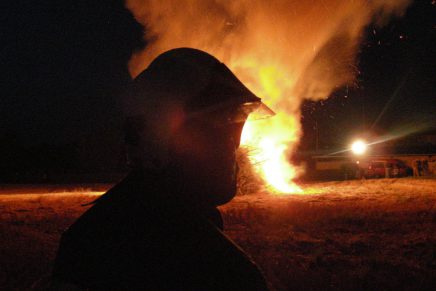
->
[[1, 178, 436, 290]]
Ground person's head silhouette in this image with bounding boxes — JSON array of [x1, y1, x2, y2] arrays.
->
[[124, 48, 272, 208], [51, 48, 270, 291]]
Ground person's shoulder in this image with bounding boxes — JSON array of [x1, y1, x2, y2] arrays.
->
[[65, 174, 150, 236]]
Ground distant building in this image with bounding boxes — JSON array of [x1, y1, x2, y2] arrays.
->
[[305, 129, 436, 181]]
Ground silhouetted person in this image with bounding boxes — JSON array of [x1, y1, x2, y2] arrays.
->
[[50, 48, 270, 290], [417, 160, 423, 176], [422, 160, 429, 176]]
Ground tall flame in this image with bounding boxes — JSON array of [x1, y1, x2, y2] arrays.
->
[[239, 65, 303, 193], [125, 0, 411, 194], [241, 113, 303, 194]]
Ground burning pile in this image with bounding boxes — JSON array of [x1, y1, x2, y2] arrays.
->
[[126, 0, 411, 194]]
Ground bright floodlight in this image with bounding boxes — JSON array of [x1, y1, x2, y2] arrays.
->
[[351, 140, 367, 155]]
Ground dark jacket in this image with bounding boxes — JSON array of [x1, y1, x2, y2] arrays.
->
[[52, 170, 268, 290]]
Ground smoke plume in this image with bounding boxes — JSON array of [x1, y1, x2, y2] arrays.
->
[[125, 0, 411, 191], [126, 0, 410, 106]]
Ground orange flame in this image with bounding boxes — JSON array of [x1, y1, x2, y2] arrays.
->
[[238, 65, 303, 194], [241, 115, 303, 194], [126, 0, 411, 194]]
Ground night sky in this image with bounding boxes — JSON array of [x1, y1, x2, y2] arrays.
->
[[2, 0, 144, 144], [1, 1, 435, 177], [301, 0, 435, 150]]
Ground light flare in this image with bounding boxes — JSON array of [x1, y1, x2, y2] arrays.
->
[[351, 139, 367, 155]]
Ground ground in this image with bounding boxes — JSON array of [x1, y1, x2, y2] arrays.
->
[[1, 178, 436, 290]]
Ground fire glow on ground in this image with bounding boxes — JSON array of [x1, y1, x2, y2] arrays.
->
[[1, 178, 436, 290]]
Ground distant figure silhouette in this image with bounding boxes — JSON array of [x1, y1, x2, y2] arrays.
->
[[416, 160, 423, 177], [50, 48, 270, 290]]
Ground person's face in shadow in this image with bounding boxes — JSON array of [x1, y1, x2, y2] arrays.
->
[[169, 106, 248, 208]]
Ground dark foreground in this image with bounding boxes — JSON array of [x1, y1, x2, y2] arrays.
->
[[1, 178, 436, 290]]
